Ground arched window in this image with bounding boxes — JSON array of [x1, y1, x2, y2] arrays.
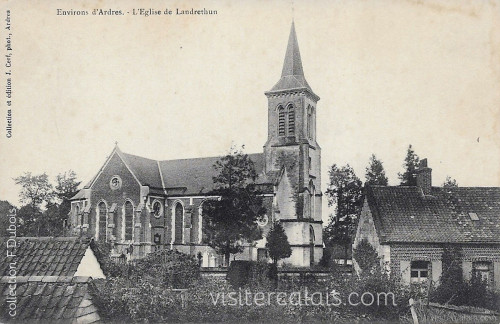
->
[[98, 202, 107, 240], [310, 225, 315, 266], [124, 201, 134, 240], [174, 203, 184, 244], [278, 106, 285, 136], [287, 105, 295, 135], [309, 180, 315, 219], [307, 106, 313, 139]]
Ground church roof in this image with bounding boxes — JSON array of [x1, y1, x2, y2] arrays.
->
[[159, 153, 265, 195], [122, 152, 163, 188], [268, 22, 318, 99], [73, 149, 267, 197], [365, 185, 500, 244]]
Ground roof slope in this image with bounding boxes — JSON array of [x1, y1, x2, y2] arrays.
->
[[0, 276, 100, 323], [121, 152, 163, 188], [0, 237, 91, 277], [366, 186, 500, 244], [159, 153, 265, 195], [72, 148, 267, 199]]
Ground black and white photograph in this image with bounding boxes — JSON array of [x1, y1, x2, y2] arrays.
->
[[1, 0, 499, 322]]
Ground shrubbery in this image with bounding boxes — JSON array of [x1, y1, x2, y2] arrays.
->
[[90, 240, 415, 322], [90, 244, 202, 321], [430, 246, 500, 311], [227, 260, 277, 289]]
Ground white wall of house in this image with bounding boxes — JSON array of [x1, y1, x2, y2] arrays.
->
[[75, 247, 106, 279]]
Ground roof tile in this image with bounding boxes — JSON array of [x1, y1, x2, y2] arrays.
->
[[0, 237, 91, 277], [366, 186, 500, 243]]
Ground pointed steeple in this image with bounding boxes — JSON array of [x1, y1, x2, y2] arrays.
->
[[281, 21, 304, 77], [267, 22, 318, 100]]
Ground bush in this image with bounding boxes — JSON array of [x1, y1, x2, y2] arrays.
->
[[431, 245, 500, 311], [319, 247, 332, 267], [353, 239, 380, 273], [227, 260, 277, 288], [130, 249, 200, 288], [91, 277, 190, 322], [90, 240, 131, 277], [227, 260, 253, 288]]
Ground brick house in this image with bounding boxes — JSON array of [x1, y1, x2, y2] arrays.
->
[[353, 159, 500, 290], [68, 22, 324, 267]]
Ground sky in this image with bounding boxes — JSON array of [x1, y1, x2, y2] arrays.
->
[[1, 0, 499, 225]]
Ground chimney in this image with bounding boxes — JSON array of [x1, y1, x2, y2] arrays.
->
[[416, 158, 432, 195]]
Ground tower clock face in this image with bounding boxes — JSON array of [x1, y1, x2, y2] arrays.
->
[[152, 201, 162, 217]]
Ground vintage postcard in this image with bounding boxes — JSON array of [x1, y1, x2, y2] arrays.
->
[[1, 0, 499, 323]]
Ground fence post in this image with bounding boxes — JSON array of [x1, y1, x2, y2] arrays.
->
[[409, 298, 419, 324]]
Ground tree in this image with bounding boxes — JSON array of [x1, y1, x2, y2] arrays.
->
[[432, 245, 464, 305], [212, 145, 257, 189], [14, 172, 55, 209], [266, 221, 292, 265], [365, 154, 388, 186], [13, 171, 81, 236], [203, 145, 265, 266], [55, 170, 81, 200], [0, 200, 16, 234], [443, 176, 458, 188], [398, 145, 420, 186], [324, 164, 363, 264], [14, 172, 55, 236], [353, 239, 380, 273], [55, 170, 81, 233], [16, 205, 40, 236]]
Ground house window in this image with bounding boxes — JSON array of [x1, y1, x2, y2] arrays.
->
[[473, 261, 492, 286], [278, 106, 285, 136], [287, 105, 295, 135], [75, 205, 81, 226], [124, 201, 133, 240], [98, 202, 107, 240], [410, 261, 430, 283]]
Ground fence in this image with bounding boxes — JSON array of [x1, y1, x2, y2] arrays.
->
[[409, 298, 499, 324]]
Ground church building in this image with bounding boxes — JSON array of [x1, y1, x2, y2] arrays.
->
[[69, 22, 324, 267]]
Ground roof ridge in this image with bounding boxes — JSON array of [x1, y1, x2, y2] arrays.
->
[[0, 275, 93, 283], [122, 151, 160, 163], [160, 152, 263, 163], [121, 151, 263, 164], [12, 236, 84, 241]]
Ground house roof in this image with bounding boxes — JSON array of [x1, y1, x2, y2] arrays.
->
[[366, 185, 500, 244], [0, 237, 91, 277], [0, 276, 100, 323], [73, 148, 268, 198]]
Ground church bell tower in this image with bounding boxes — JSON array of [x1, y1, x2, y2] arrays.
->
[[263, 22, 323, 266]]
